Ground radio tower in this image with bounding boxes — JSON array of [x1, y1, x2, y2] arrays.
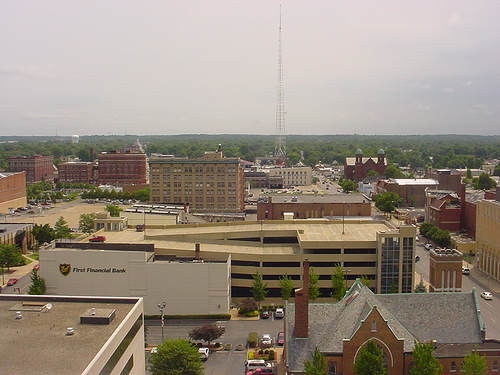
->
[[274, 5, 286, 164]]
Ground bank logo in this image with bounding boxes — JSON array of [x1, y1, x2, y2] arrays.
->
[[60, 264, 71, 276]]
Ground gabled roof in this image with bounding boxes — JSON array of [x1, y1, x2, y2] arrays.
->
[[345, 157, 387, 166], [285, 281, 484, 373]]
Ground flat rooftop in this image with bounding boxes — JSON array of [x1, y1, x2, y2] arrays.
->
[[0, 295, 141, 375], [91, 220, 398, 255], [265, 194, 369, 204], [0, 223, 32, 237]]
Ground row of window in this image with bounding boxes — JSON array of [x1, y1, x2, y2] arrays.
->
[[150, 165, 238, 173]]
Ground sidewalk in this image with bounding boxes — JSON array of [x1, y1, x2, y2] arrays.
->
[[0, 254, 38, 288], [466, 262, 500, 294]]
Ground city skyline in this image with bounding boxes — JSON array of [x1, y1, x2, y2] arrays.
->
[[1, 1, 499, 136]]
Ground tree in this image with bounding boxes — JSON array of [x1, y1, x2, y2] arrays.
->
[[410, 340, 443, 375], [105, 204, 123, 217], [303, 348, 327, 375], [251, 272, 268, 307], [279, 273, 294, 301], [419, 222, 434, 237], [79, 213, 96, 234], [384, 164, 404, 178], [27, 269, 47, 295], [353, 340, 387, 375], [32, 223, 56, 244], [188, 323, 225, 345], [341, 179, 356, 193], [374, 192, 403, 215], [360, 275, 371, 288], [308, 266, 321, 301], [331, 265, 347, 301], [238, 297, 258, 316], [149, 338, 203, 375], [462, 346, 487, 375], [475, 173, 496, 190], [414, 280, 427, 293], [0, 244, 26, 269], [54, 216, 73, 239], [432, 229, 451, 248]]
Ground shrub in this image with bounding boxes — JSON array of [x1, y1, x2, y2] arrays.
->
[[259, 349, 264, 354], [239, 298, 258, 315], [248, 351, 254, 360], [264, 349, 269, 354], [269, 351, 275, 360], [248, 332, 258, 348]]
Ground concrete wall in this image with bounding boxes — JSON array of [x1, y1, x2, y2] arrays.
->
[[40, 249, 230, 315]]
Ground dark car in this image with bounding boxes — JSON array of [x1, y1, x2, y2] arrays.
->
[[89, 236, 106, 242], [260, 310, 270, 319], [7, 278, 19, 286], [277, 332, 285, 346]]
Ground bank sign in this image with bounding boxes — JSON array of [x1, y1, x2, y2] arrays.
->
[[59, 263, 126, 276]]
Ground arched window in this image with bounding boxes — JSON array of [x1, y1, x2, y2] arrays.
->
[[327, 361, 337, 375], [450, 361, 456, 372]]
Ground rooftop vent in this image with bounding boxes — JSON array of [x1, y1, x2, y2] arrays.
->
[[80, 308, 115, 325], [66, 327, 74, 335], [15, 311, 22, 319]]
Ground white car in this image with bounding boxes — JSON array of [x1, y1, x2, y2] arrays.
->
[[261, 334, 272, 346], [274, 308, 284, 319], [198, 347, 210, 360], [462, 267, 470, 275], [481, 292, 493, 300], [424, 243, 435, 251]]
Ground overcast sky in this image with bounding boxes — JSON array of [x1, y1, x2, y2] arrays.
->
[[1, 1, 499, 137]]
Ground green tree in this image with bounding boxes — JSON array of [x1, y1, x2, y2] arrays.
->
[[287, 151, 301, 166], [331, 264, 347, 301], [374, 192, 403, 215], [79, 213, 96, 234], [474, 173, 496, 190], [384, 164, 404, 178], [414, 280, 427, 293], [149, 338, 203, 375], [353, 340, 387, 375], [462, 346, 487, 375], [303, 348, 327, 375], [188, 323, 225, 345], [251, 272, 268, 307], [105, 204, 123, 217], [54, 216, 73, 239], [27, 269, 47, 295], [32, 223, 56, 244], [0, 244, 26, 269], [131, 187, 150, 202], [308, 266, 321, 301], [419, 222, 434, 237], [410, 340, 443, 375], [360, 275, 371, 288], [341, 179, 356, 193], [279, 273, 294, 301], [466, 168, 473, 179], [432, 229, 451, 248]]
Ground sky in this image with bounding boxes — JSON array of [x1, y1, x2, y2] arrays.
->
[[1, 1, 500, 137]]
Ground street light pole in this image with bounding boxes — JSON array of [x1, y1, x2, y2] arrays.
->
[[158, 302, 166, 340], [343, 269, 351, 289]]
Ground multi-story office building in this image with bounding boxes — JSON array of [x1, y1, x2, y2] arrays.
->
[[8, 154, 54, 183], [97, 151, 147, 186], [0, 294, 145, 375], [149, 146, 245, 212], [0, 171, 26, 213], [58, 161, 96, 184], [476, 187, 500, 283], [265, 166, 312, 186]]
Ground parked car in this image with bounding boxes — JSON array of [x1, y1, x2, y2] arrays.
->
[[33, 264, 40, 270], [198, 347, 209, 360], [260, 310, 270, 319], [277, 331, 285, 346], [462, 267, 470, 275], [261, 334, 272, 346], [424, 243, 435, 251], [274, 308, 284, 319], [7, 278, 18, 286], [481, 292, 493, 300], [89, 236, 106, 242], [246, 368, 274, 375]]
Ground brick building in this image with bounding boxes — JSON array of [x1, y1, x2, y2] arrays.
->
[[376, 178, 439, 207], [97, 151, 147, 186], [58, 162, 97, 184], [8, 154, 54, 183], [425, 190, 462, 232], [344, 148, 387, 182], [425, 169, 463, 192], [148, 146, 245, 213], [285, 263, 500, 375], [428, 248, 463, 292], [256, 194, 371, 220], [0, 172, 26, 213]]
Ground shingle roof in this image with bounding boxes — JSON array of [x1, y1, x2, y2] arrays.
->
[[285, 282, 484, 373]]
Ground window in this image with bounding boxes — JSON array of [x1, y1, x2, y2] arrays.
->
[[450, 361, 456, 372], [371, 320, 377, 332], [493, 361, 498, 371]]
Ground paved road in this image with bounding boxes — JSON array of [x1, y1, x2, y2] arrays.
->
[[146, 316, 285, 375]]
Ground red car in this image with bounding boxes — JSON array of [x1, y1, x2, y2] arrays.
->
[[89, 236, 106, 242], [277, 331, 285, 346], [33, 264, 40, 270], [7, 278, 18, 286]]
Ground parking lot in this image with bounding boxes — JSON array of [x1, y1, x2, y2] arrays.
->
[[146, 315, 285, 375]]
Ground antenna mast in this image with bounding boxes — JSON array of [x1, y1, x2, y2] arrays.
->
[[274, 4, 286, 163]]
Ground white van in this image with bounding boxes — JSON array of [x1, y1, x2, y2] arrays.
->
[[199, 347, 209, 360], [245, 359, 269, 371]]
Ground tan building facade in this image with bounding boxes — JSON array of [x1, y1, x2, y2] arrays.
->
[[476, 192, 500, 283], [0, 172, 26, 213], [149, 149, 245, 213], [266, 166, 312, 186]]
